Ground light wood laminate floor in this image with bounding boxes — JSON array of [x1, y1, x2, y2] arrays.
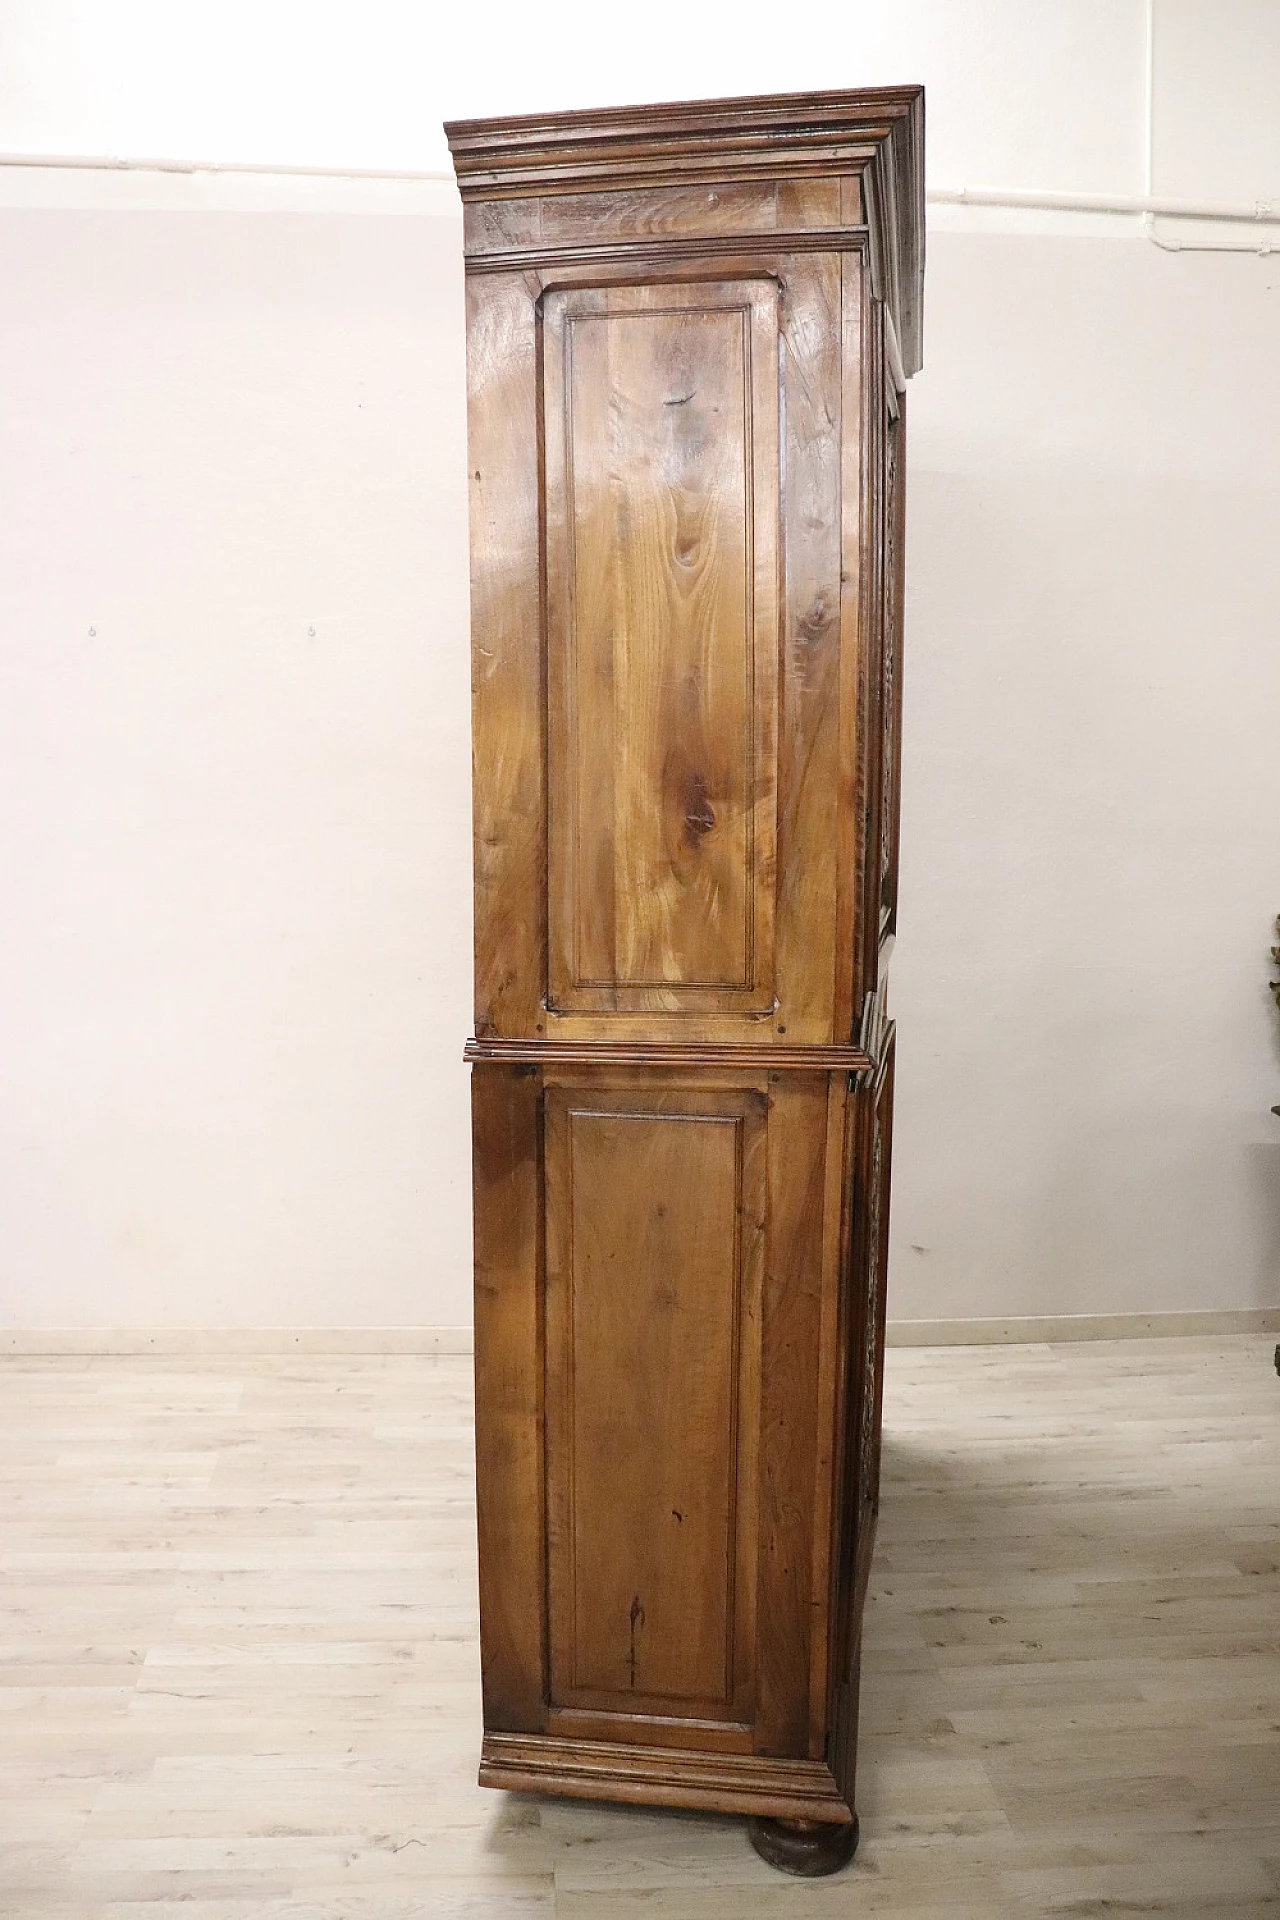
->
[[0, 1336, 1277, 1917]]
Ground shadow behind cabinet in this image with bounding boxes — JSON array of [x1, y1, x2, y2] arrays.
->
[[447, 89, 923, 1874]]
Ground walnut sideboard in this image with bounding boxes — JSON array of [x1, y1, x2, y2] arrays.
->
[[446, 87, 924, 1877]]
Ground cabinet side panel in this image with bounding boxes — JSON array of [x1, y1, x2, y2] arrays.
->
[[755, 1076, 831, 1754], [544, 281, 779, 1016], [472, 1066, 547, 1730], [467, 273, 545, 1038], [775, 253, 844, 1043], [545, 1085, 764, 1724]]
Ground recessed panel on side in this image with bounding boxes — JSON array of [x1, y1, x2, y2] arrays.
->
[[544, 281, 779, 1016], [544, 1084, 764, 1729]]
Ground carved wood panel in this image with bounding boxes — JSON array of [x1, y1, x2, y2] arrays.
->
[[544, 281, 779, 1016], [544, 1083, 765, 1727]]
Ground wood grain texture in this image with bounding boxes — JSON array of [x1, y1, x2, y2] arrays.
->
[[465, 237, 885, 1053], [452, 91, 922, 1847], [833, 252, 867, 1042], [481, 1732, 851, 1823], [471, 1065, 546, 1730], [544, 281, 778, 1013], [830, 1030, 896, 1810], [447, 87, 925, 375], [465, 182, 785, 253], [544, 1086, 764, 1724], [778, 178, 843, 227], [774, 251, 844, 1042], [464, 179, 848, 256], [754, 1076, 831, 1757], [466, 272, 545, 1041], [806, 1074, 850, 1756]]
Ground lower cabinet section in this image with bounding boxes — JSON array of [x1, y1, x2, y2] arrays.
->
[[470, 1041, 895, 1828]]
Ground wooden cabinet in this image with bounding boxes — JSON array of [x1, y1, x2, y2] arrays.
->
[[446, 87, 924, 1876]]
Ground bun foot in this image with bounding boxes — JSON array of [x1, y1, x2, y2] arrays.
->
[[747, 1814, 859, 1876]]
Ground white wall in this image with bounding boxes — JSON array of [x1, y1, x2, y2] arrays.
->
[[895, 231, 1280, 1320], [0, 0, 1144, 188], [0, 204, 474, 1327], [0, 2, 1277, 1328]]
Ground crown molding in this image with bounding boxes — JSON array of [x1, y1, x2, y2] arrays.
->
[[445, 88, 924, 373]]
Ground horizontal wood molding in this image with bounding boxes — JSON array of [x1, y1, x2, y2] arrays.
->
[[445, 87, 920, 180], [463, 226, 869, 275], [479, 1731, 853, 1824], [464, 1037, 875, 1072]]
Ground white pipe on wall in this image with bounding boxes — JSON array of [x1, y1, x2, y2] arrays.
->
[[1142, 0, 1157, 246], [928, 184, 1280, 231], [6, 153, 1274, 239], [1, 137, 1274, 251], [1134, 0, 1270, 256], [0, 151, 455, 183]]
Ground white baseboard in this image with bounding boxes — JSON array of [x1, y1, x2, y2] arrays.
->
[[3, 1309, 1277, 1358], [0, 1326, 474, 1356], [885, 1308, 1280, 1347]]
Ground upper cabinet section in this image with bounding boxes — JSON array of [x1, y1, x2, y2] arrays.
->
[[447, 89, 924, 377], [448, 91, 924, 1050], [544, 278, 780, 1018]]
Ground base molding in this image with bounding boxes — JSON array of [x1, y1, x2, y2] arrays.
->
[[886, 1307, 1280, 1347], [479, 1732, 854, 1825]]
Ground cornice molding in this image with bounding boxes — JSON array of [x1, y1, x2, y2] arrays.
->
[[445, 88, 924, 373]]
